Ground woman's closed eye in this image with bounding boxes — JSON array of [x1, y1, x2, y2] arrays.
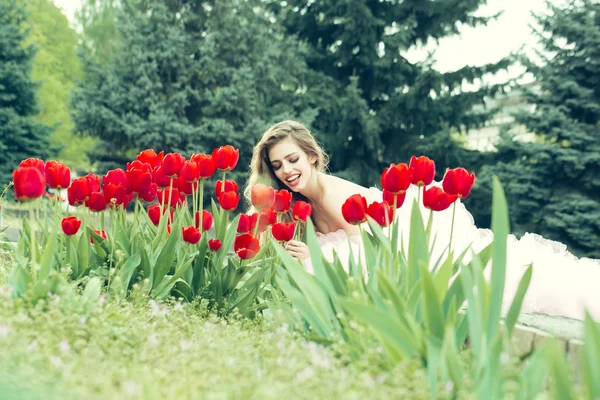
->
[[271, 158, 299, 171]]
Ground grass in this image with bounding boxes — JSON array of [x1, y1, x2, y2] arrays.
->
[[0, 251, 464, 400]]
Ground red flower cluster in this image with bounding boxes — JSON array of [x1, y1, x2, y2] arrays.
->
[[343, 156, 475, 227]]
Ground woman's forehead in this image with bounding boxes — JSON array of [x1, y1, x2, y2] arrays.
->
[[268, 137, 303, 161]]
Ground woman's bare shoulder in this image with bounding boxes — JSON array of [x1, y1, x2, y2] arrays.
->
[[317, 175, 370, 234], [321, 174, 371, 199]]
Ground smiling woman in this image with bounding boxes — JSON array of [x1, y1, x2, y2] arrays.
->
[[246, 120, 600, 321]]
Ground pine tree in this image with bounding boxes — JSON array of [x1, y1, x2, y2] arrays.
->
[[72, 0, 316, 180], [265, 0, 511, 185], [470, 0, 600, 258], [0, 0, 54, 188]]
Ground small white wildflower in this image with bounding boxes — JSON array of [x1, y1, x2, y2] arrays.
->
[[277, 323, 289, 334], [173, 302, 184, 312], [48, 292, 60, 305], [98, 293, 107, 307], [122, 380, 140, 396], [179, 340, 191, 351], [295, 367, 314, 383], [277, 356, 286, 366], [276, 340, 286, 351], [500, 351, 510, 365], [49, 356, 62, 368], [0, 286, 13, 298], [0, 323, 12, 338], [362, 373, 375, 388], [79, 317, 87, 326], [149, 300, 169, 318], [59, 339, 71, 354], [147, 334, 159, 347], [445, 381, 455, 392], [225, 357, 235, 367]]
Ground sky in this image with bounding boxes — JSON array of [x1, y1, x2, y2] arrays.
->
[[51, 0, 558, 77]]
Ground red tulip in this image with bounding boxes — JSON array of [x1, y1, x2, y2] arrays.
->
[[218, 191, 240, 211], [162, 153, 186, 178], [234, 233, 260, 260], [68, 176, 93, 206], [182, 226, 201, 244], [177, 176, 197, 196], [147, 203, 173, 226], [215, 180, 238, 198], [237, 213, 258, 234], [19, 158, 45, 176], [84, 173, 101, 193], [180, 160, 200, 182], [381, 163, 412, 194], [147, 204, 162, 226], [103, 182, 128, 207], [103, 169, 128, 190], [292, 201, 312, 222], [341, 194, 368, 225], [442, 168, 475, 199], [87, 192, 107, 212], [152, 166, 172, 188], [208, 239, 222, 252], [90, 229, 107, 244], [212, 145, 239, 171], [138, 182, 158, 203], [126, 160, 153, 174], [251, 184, 276, 209], [190, 154, 215, 179], [13, 167, 45, 201], [367, 201, 393, 227], [127, 168, 153, 195], [272, 222, 296, 242], [61, 216, 81, 236], [195, 210, 213, 231], [409, 156, 435, 187], [136, 149, 163, 167], [383, 190, 407, 209], [423, 186, 458, 212], [273, 189, 292, 213], [258, 208, 277, 232], [45, 161, 70, 189]]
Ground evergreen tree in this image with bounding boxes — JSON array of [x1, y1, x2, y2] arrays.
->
[[0, 0, 54, 187], [72, 0, 317, 181], [470, 0, 600, 258], [265, 0, 512, 185], [23, 0, 95, 171], [76, 0, 121, 64]]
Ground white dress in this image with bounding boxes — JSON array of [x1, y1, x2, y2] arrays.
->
[[311, 184, 600, 321]]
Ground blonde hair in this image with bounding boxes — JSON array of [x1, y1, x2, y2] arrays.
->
[[245, 120, 329, 209]]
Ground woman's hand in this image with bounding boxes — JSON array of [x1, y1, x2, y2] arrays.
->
[[285, 240, 310, 260]]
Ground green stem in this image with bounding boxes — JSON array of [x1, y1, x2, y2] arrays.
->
[[199, 180, 204, 227], [192, 182, 197, 223], [167, 178, 174, 224], [29, 201, 36, 276], [65, 235, 71, 269]]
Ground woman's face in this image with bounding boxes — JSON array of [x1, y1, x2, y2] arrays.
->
[[267, 137, 315, 193]]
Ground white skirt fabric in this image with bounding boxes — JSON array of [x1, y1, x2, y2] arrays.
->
[[310, 184, 600, 321]]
